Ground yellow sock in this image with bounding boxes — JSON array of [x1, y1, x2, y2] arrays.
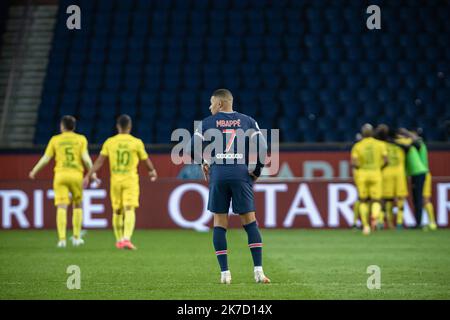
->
[[372, 202, 381, 221], [378, 206, 385, 224], [113, 212, 124, 242], [72, 208, 83, 239], [353, 200, 360, 225], [385, 201, 394, 227], [425, 202, 436, 225], [57, 207, 67, 241], [123, 208, 136, 240], [396, 199, 404, 226], [359, 202, 369, 228]]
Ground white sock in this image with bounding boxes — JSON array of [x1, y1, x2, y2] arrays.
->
[[254, 266, 263, 272], [221, 270, 230, 275]]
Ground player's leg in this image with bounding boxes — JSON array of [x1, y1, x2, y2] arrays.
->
[[110, 180, 125, 248], [239, 212, 270, 283], [356, 173, 370, 235], [377, 199, 386, 230], [53, 174, 70, 247], [352, 199, 360, 229], [232, 180, 270, 283], [208, 181, 232, 284], [70, 174, 84, 246], [369, 173, 383, 231], [121, 179, 139, 250], [384, 198, 394, 229], [396, 171, 408, 229], [352, 170, 360, 229], [411, 173, 426, 228], [396, 197, 405, 229], [213, 213, 231, 283], [423, 173, 437, 230], [112, 209, 125, 247], [379, 170, 393, 229]]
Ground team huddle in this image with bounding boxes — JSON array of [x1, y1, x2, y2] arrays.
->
[[351, 124, 437, 235], [29, 115, 158, 250]]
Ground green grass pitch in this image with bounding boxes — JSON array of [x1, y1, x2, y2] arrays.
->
[[1, 229, 449, 299]]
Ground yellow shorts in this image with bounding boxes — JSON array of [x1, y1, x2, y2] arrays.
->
[[382, 167, 408, 199], [110, 178, 140, 211], [423, 173, 432, 198], [355, 169, 382, 200], [53, 172, 83, 206]]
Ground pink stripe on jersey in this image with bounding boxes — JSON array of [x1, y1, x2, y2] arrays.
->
[[215, 250, 227, 255], [248, 243, 263, 248]]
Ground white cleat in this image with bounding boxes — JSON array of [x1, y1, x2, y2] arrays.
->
[[220, 270, 232, 284], [363, 226, 371, 236], [255, 270, 271, 284], [57, 240, 66, 248], [72, 237, 85, 247]]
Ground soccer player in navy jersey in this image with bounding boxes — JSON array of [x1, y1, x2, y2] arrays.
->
[[191, 89, 270, 284]]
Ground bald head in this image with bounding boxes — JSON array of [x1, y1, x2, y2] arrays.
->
[[361, 123, 373, 138]]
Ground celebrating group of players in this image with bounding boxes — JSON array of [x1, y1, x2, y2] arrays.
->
[[29, 114, 158, 249], [351, 123, 437, 235]]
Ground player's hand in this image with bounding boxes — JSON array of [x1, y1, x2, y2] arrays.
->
[[202, 164, 210, 182], [148, 169, 158, 182], [249, 172, 258, 182], [82, 175, 90, 188], [91, 173, 101, 188], [28, 171, 36, 180]]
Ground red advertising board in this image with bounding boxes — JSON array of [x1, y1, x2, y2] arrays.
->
[[1, 179, 449, 230], [0, 151, 449, 179]]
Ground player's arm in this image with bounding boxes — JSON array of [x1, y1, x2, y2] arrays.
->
[[142, 157, 158, 181], [82, 150, 100, 182], [86, 155, 106, 179], [189, 121, 209, 181], [248, 126, 267, 181], [29, 138, 54, 179], [398, 128, 422, 148], [350, 146, 359, 170], [29, 155, 52, 179], [381, 155, 388, 170], [380, 144, 388, 170], [351, 156, 359, 170], [83, 155, 106, 188], [80, 137, 100, 185], [138, 140, 157, 181]]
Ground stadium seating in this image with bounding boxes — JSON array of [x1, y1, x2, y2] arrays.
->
[[36, 0, 450, 144]]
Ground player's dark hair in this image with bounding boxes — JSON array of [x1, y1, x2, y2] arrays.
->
[[61, 115, 76, 131], [117, 114, 132, 129], [375, 124, 389, 141], [212, 88, 233, 100]]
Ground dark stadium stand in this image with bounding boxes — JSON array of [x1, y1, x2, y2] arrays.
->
[[35, 0, 450, 145]]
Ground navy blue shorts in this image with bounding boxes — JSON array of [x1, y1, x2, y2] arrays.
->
[[207, 180, 255, 214]]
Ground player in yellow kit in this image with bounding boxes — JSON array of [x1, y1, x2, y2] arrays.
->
[[351, 124, 388, 235], [375, 125, 408, 229], [352, 133, 362, 230], [84, 114, 158, 250], [29, 116, 98, 248]]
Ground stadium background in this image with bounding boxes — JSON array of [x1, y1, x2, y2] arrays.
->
[[0, 0, 449, 230]]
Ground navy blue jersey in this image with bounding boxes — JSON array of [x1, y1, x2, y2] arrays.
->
[[191, 111, 266, 182]]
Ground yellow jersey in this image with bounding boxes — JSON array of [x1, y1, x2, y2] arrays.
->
[[384, 141, 405, 170], [100, 133, 148, 181], [351, 137, 387, 171], [44, 131, 88, 174]]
